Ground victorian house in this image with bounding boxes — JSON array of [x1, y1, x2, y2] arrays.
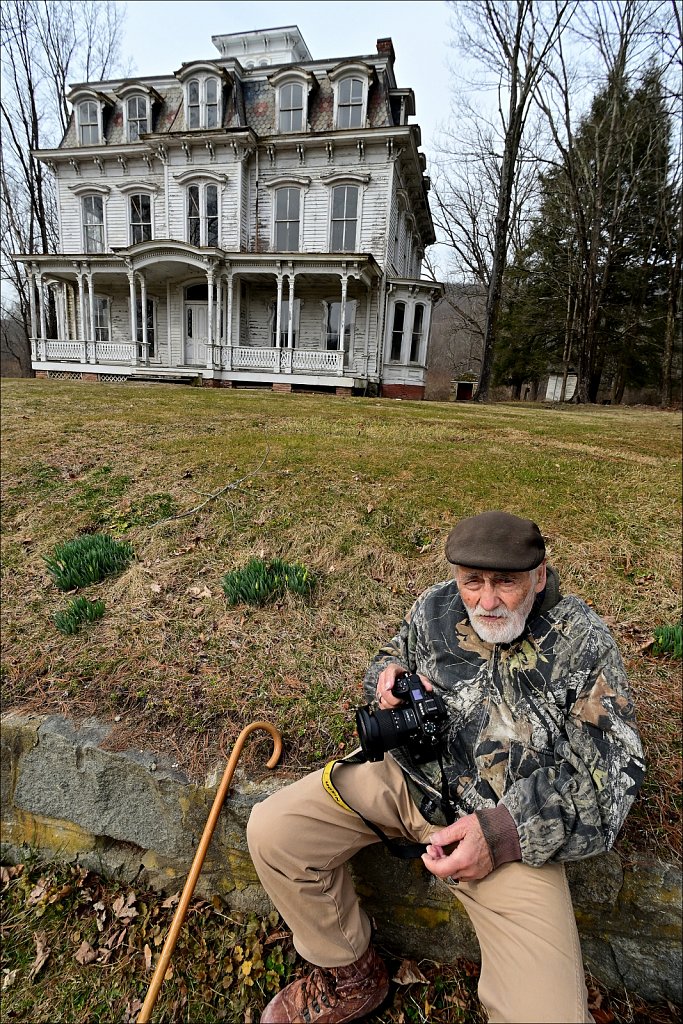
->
[[17, 26, 441, 397]]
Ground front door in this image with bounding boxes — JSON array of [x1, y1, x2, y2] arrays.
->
[[184, 303, 207, 365]]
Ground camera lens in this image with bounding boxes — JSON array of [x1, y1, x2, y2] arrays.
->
[[355, 703, 419, 762]]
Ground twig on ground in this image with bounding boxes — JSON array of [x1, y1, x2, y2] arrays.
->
[[151, 450, 270, 526]]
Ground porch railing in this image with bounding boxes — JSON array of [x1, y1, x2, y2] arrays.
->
[[36, 340, 345, 377]]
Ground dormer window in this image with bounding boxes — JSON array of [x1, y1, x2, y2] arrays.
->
[[115, 82, 160, 143], [329, 62, 372, 131], [186, 76, 221, 129], [78, 101, 100, 144], [337, 78, 363, 129], [279, 83, 303, 132], [126, 96, 148, 141], [270, 67, 316, 135]]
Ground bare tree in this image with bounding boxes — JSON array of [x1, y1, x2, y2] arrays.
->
[[532, 0, 679, 403], [0, 0, 127, 373], [439, 0, 575, 402]]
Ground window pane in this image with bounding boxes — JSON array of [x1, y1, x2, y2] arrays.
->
[[205, 186, 218, 217], [130, 194, 151, 244], [94, 297, 109, 342], [79, 101, 99, 144], [391, 302, 405, 361], [331, 185, 358, 252], [280, 83, 303, 132], [206, 78, 217, 102], [275, 188, 299, 251], [83, 195, 104, 252], [136, 298, 155, 357], [188, 185, 200, 245], [410, 304, 425, 362]]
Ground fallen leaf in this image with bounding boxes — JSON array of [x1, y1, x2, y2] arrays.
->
[[0, 865, 23, 885], [122, 997, 143, 1024], [187, 585, 212, 599], [75, 940, 98, 965], [144, 944, 153, 972], [28, 932, 50, 981], [392, 959, 428, 985], [2, 969, 18, 991], [27, 880, 48, 906], [161, 892, 180, 909], [150, 582, 162, 594]]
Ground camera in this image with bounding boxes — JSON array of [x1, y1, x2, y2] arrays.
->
[[356, 673, 448, 764]]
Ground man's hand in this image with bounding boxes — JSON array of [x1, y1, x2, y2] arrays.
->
[[422, 813, 493, 882], [376, 664, 432, 709]]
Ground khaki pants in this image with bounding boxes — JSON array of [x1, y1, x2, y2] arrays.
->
[[247, 756, 592, 1024]]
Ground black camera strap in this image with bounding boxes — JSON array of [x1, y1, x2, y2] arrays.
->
[[322, 755, 455, 860]]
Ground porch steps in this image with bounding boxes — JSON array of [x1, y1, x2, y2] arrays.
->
[[128, 373, 200, 386]]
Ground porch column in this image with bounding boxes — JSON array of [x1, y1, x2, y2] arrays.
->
[[286, 271, 295, 348], [166, 281, 172, 366], [215, 273, 223, 366], [338, 269, 348, 376], [206, 264, 214, 369], [37, 271, 47, 360], [86, 267, 95, 363], [77, 267, 87, 362], [28, 269, 37, 361], [275, 267, 283, 373], [225, 270, 233, 370], [139, 273, 149, 366], [62, 283, 70, 339], [128, 268, 138, 367]]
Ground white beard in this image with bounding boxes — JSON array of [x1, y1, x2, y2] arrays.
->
[[469, 583, 538, 644]]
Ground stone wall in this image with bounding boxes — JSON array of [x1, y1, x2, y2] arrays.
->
[[1, 712, 680, 1005]]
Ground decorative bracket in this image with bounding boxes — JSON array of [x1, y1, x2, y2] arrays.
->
[[117, 155, 128, 174]]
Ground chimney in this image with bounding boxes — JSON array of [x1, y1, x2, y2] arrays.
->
[[376, 37, 395, 66]]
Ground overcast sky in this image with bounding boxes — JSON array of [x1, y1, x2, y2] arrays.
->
[[121, 0, 459, 162]]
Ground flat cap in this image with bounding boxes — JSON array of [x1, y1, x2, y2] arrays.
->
[[445, 510, 546, 571]]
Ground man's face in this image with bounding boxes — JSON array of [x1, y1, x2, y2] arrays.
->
[[454, 563, 547, 644]]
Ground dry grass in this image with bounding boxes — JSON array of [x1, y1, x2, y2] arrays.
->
[[1, 380, 681, 860], [1, 858, 679, 1024]]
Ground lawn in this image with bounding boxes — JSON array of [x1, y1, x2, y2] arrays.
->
[[1, 379, 681, 866], [1, 380, 681, 1023]]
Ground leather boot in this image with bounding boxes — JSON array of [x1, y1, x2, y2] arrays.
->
[[260, 943, 389, 1023]]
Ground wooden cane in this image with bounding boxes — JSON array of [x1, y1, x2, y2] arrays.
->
[[137, 721, 283, 1024]]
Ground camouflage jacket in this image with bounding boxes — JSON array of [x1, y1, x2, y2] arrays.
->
[[363, 569, 646, 866]]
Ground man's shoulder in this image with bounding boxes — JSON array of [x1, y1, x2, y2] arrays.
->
[[409, 579, 461, 617], [545, 593, 619, 647]]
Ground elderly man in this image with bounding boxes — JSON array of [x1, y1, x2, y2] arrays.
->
[[247, 511, 645, 1024]]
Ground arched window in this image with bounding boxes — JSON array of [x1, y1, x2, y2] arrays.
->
[[410, 304, 425, 362], [279, 83, 304, 132], [186, 76, 221, 129], [274, 188, 300, 251], [126, 96, 148, 141], [130, 194, 152, 244], [390, 302, 405, 361], [83, 195, 105, 252], [188, 80, 201, 129], [78, 101, 99, 144], [337, 78, 364, 128], [330, 185, 359, 251], [205, 78, 219, 128], [187, 184, 218, 246]]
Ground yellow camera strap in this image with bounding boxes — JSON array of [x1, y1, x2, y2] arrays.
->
[[321, 757, 428, 861]]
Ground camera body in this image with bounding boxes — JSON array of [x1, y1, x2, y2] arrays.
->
[[356, 673, 448, 764]]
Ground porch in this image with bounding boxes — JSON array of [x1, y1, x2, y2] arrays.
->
[[21, 245, 382, 389]]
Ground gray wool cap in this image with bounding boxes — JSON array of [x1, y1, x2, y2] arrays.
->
[[445, 510, 546, 572]]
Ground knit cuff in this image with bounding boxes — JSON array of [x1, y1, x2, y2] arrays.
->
[[475, 805, 522, 868]]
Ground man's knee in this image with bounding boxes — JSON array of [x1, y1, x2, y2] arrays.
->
[[247, 789, 298, 867]]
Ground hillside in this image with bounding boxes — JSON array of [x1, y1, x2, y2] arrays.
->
[[1, 380, 680, 861]]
